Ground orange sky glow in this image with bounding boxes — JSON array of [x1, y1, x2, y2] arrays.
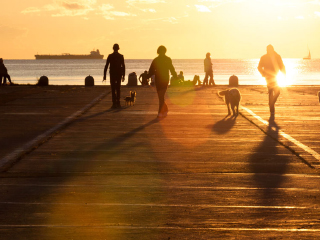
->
[[1, 0, 320, 59]]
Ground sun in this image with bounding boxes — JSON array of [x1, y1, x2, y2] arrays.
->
[[276, 59, 298, 87], [276, 72, 289, 87]]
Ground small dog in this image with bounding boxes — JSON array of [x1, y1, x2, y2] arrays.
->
[[124, 91, 136, 106], [218, 88, 241, 116]]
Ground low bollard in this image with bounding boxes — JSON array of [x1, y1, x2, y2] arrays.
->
[[37, 76, 49, 86], [85, 75, 94, 86], [229, 75, 239, 87]]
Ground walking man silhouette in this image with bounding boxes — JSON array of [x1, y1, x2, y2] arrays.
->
[[203, 53, 215, 86], [148, 46, 177, 118], [103, 44, 125, 109], [258, 45, 286, 116]]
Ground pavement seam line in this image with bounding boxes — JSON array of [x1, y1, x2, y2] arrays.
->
[[240, 106, 318, 168], [0, 225, 319, 232], [0, 91, 109, 172]]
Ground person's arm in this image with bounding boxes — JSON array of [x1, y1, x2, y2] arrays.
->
[[139, 74, 143, 83], [121, 55, 126, 82], [279, 56, 286, 75], [148, 60, 155, 78], [103, 57, 110, 81], [257, 57, 266, 77], [169, 58, 177, 79]]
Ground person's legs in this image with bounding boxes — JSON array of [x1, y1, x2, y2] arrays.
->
[[209, 72, 215, 86], [203, 73, 209, 86], [110, 78, 117, 108], [273, 86, 280, 105], [110, 74, 122, 108], [5, 74, 12, 84], [2, 75, 7, 85], [268, 88, 274, 114], [268, 87, 280, 114], [157, 88, 168, 116], [115, 78, 121, 107]]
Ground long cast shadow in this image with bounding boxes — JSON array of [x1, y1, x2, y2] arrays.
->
[[249, 116, 289, 207], [74, 107, 129, 123], [102, 118, 160, 150]]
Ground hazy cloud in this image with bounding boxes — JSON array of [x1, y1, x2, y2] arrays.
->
[[198, 0, 243, 8], [22, 0, 96, 17], [126, 0, 165, 4], [195, 5, 211, 12], [0, 25, 28, 38], [141, 9, 157, 12], [99, 4, 135, 20], [62, 2, 87, 10], [315, 11, 320, 17], [21, 7, 42, 14]]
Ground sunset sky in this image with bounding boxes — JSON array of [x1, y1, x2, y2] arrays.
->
[[1, 0, 320, 59]]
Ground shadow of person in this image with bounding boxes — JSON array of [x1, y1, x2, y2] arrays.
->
[[249, 116, 289, 208], [104, 118, 160, 150], [211, 116, 236, 134], [73, 106, 129, 124]]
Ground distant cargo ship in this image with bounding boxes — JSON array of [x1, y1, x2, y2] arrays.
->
[[35, 49, 104, 60]]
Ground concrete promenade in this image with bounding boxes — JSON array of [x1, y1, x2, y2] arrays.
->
[[0, 85, 320, 239]]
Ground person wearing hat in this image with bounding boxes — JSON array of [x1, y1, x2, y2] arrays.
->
[[148, 45, 177, 118], [103, 44, 125, 109], [258, 45, 286, 116]]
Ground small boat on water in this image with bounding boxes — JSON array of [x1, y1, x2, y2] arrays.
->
[[303, 49, 311, 60], [35, 49, 104, 60]]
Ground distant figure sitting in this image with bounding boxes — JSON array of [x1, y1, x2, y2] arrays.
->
[[139, 70, 150, 86], [171, 71, 184, 86], [203, 53, 215, 86], [177, 71, 184, 82], [192, 75, 201, 86], [258, 44, 286, 116], [0, 58, 12, 86], [103, 43, 126, 109], [148, 45, 177, 118]]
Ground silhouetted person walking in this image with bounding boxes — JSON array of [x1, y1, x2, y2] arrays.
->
[[103, 44, 125, 109], [0, 58, 12, 86], [258, 45, 286, 116], [203, 53, 215, 86], [148, 46, 177, 118]]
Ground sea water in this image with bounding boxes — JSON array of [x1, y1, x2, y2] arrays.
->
[[4, 59, 320, 86]]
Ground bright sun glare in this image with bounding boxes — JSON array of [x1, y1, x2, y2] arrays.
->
[[257, 59, 298, 87], [276, 59, 297, 87]]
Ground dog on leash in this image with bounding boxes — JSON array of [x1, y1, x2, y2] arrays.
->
[[124, 91, 136, 106], [218, 88, 241, 116]]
